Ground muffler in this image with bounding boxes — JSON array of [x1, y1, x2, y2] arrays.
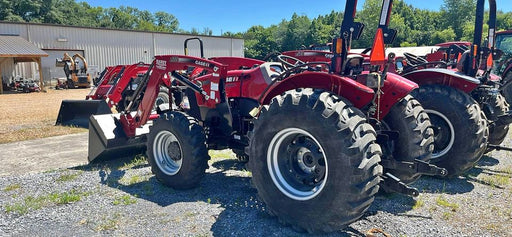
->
[[56, 100, 112, 128], [88, 113, 149, 163]]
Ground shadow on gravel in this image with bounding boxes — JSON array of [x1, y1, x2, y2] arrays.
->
[[68, 156, 440, 236], [476, 155, 500, 167]]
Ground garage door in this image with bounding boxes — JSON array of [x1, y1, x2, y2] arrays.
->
[[41, 49, 84, 81]]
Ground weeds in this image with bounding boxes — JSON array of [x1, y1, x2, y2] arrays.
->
[[209, 150, 235, 160], [112, 194, 137, 205], [412, 198, 424, 210], [4, 189, 89, 215], [120, 155, 147, 170], [481, 175, 511, 188], [56, 172, 82, 182], [435, 196, 459, 212], [95, 213, 122, 231], [3, 183, 21, 192]]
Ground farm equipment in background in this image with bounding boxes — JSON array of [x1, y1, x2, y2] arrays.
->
[[494, 30, 512, 104], [87, 0, 446, 233], [55, 53, 91, 88], [393, 0, 512, 176]]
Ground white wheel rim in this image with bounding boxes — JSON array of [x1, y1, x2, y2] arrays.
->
[[153, 130, 183, 175], [426, 109, 455, 159], [267, 128, 328, 201]]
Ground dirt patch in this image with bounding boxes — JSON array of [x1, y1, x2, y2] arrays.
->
[[0, 88, 90, 143]]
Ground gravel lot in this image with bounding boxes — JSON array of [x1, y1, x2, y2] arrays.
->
[[1, 134, 511, 236]]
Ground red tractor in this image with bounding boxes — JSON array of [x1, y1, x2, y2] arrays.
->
[[494, 30, 512, 104], [87, 0, 444, 233], [394, 0, 512, 176]]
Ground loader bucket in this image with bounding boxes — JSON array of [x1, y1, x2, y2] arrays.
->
[[55, 100, 112, 128], [88, 113, 149, 163]]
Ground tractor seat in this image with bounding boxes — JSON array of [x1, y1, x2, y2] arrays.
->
[[456, 50, 470, 73], [342, 54, 364, 76], [260, 62, 283, 83]]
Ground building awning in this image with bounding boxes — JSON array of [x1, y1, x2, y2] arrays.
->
[[0, 35, 48, 58], [0, 35, 48, 93]]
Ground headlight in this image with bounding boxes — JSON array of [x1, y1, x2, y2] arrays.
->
[[366, 72, 383, 89]]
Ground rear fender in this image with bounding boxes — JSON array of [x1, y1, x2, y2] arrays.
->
[[377, 73, 419, 118], [260, 72, 374, 109], [402, 68, 480, 93]]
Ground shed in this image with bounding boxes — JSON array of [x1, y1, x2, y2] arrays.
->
[[0, 34, 48, 93]]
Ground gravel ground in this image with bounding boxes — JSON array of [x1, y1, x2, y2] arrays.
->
[[1, 135, 511, 236]]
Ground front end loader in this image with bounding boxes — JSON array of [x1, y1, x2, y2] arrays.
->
[[55, 63, 152, 128]]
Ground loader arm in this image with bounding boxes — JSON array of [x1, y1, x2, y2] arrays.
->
[[119, 55, 228, 137], [72, 53, 88, 73]]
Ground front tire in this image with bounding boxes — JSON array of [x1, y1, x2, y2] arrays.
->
[[146, 111, 209, 189], [381, 95, 434, 184], [412, 85, 488, 176], [248, 89, 382, 233]]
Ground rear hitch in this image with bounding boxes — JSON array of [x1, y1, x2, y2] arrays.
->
[[487, 144, 512, 152], [495, 111, 512, 127], [380, 158, 448, 177], [380, 173, 419, 197]]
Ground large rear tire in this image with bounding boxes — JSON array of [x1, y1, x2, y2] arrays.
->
[[411, 85, 488, 177], [146, 111, 209, 189], [487, 94, 510, 151], [381, 95, 434, 184], [248, 89, 382, 233]]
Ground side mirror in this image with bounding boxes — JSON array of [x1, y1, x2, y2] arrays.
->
[[493, 49, 503, 61]]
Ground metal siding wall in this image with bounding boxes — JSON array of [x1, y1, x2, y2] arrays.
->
[[0, 22, 244, 83]]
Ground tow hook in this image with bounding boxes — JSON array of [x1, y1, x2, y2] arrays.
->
[[380, 173, 419, 197]]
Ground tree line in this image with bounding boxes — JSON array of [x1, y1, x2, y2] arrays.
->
[[1, 0, 511, 59]]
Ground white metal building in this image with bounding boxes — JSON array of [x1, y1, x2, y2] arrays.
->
[[0, 21, 244, 86]]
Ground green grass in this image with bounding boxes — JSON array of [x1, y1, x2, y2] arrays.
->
[[3, 183, 21, 192], [4, 189, 89, 215], [95, 213, 122, 231], [56, 172, 82, 182], [412, 198, 425, 210], [112, 194, 137, 205], [120, 154, 148, 170], [119, 174, 150, 185], [208, 150, 235, 160], [435, 196, 459, 212], [481, 174, 511, 188], [4, 196, 46, 215]]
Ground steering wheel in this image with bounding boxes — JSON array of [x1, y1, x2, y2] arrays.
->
[[401, 61, 448, 74], [403, 52, 428, 66], [277, 54, 306, 70]]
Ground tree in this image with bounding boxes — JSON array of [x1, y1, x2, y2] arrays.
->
[[154, 11, 178, 32], [440, 0, 476, 40]]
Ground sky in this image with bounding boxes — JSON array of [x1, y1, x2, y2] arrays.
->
[[81, 0, 512, 36]]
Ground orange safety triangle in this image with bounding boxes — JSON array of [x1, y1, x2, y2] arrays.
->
[[487, 53, 493, 68], [370, 28, 386, 64]]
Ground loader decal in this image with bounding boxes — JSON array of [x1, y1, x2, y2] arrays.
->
[[156, 60, 167, 70]]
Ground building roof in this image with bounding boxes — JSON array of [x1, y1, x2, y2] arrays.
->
[[0, 35, 48, 58]]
